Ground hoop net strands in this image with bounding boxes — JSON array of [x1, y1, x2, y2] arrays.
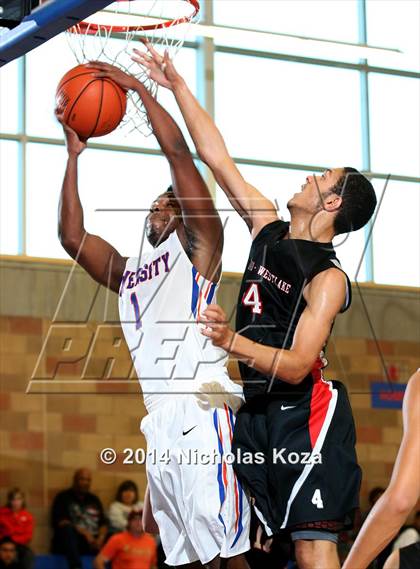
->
[[65, 0, 200, 136]]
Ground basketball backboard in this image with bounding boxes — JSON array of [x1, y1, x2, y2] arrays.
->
[[0, 0, 112, 66]]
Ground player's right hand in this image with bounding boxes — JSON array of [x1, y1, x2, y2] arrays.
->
[[132, 41, 181, 90], [55, 108, 87, 157]]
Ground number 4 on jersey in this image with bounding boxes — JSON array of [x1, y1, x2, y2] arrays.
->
[[242, 283, 263, 314], [311, 489, 324, 509]]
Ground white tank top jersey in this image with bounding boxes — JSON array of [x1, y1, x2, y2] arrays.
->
[[118, 229, 242, 413]]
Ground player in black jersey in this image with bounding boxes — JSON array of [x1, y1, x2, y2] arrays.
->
[[136, 45, 377, 569]]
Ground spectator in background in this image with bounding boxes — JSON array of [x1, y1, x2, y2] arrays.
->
[[94, 509, 157, 569], [0, 538, 24, 569], [0, 489, 34, 569], [108, 481, 143, 534], [51, 468, 108, 569]]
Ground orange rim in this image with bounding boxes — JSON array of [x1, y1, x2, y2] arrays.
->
[[69, 0, 200, 35]]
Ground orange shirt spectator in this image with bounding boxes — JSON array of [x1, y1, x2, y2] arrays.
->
[[94, 510, 157, 569]]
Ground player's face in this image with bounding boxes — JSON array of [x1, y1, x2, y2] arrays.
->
[[146, 194, 181, 247], [288, 168, 344, 212]]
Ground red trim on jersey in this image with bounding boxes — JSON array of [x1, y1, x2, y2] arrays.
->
[[308, 359, 332, 449]]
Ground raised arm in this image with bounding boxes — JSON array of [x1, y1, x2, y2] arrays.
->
[[88, 62, 223, 281], [342, 370, 420, 569], [132, 45, 278, 237], [56, 114, 126, 293], [200, 268, 347, 384]]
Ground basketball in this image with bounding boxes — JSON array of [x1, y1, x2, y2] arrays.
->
[[56, 63, 127, 139]]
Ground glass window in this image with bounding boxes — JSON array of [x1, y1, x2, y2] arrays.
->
[[369, 74, 420, 178], [0, 59, 20, 134], [25, 33, 197, 150], [372, 178, 419, 287], [26, 143, 170, 258], [215, 53, 362, 169], [366, 0, 420, 72], [0, 140, 19, 254], [213, 0, 359, 44]]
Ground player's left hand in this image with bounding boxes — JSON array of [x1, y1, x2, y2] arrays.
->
[[199, 305, 235, 351], [86, 61, 138, 91]]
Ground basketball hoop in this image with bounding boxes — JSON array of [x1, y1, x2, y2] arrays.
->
[[65, 0, 200, 136]]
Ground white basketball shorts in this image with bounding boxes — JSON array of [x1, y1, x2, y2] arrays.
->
[[140, 393, 251, 566]]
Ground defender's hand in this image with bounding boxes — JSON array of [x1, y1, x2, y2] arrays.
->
[[199, 305, 235, 352], [55, 109, 87, 156], [87, 61, 138, 91], [132, 41, 181, 90]]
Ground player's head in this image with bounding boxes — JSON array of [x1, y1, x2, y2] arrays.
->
[[146, 185, 181, 247], [0, 538, 17, 565], [288, 167, 376, 236]]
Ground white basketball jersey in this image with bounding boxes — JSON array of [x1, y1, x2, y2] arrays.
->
[[118, 229, 241, 413]]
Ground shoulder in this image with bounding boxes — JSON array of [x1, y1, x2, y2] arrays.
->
[[87, 492, 103, 505], [305, 268, 348, 312], [142, 533, 158, 547], [310, 266, 347, 286], [252, 219, 289, 243], [108, 501, 122, 510]]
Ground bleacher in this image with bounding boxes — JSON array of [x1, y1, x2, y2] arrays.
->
[[34, 556, 95, 569]]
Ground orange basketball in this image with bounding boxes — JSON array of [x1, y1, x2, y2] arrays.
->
[[56, 64, 127, 139]]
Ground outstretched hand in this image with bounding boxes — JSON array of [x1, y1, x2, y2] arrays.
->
[[131, 41, 181, 90], [199, 305, 235, 352], [55, 108, 87, 156], [86, 61, 138, 91]]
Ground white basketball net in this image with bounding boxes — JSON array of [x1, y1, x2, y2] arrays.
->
[[65, 0, 200, 136]]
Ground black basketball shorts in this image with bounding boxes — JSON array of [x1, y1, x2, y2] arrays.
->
[[231, 379, 361, 535]]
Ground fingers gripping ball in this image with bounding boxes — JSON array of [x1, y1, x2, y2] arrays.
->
[[56, 64, 127, 138]]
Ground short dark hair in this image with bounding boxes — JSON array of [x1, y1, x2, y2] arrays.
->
[[115, 480, 139, 504], [332, 167, 376, 235]]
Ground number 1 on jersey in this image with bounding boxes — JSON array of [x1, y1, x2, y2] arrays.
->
[[242, 283, 263, 314], [130, 292, 142, 329]]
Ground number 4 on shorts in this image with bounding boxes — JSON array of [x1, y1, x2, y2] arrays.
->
[[242, 283, 263, 314], [311, 489, 324, 509]]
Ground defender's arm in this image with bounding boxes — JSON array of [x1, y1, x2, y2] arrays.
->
[[132, 45, 279, 237], [201, 269, 347, 384]]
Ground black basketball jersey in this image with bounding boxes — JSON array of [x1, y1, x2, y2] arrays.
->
[[236, 219, 351, 400]]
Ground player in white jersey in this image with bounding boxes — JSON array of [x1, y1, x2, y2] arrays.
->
[[57, 62, 250, 569]]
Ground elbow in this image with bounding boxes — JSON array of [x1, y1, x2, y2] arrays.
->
[[165, 138, 190, 162], [385, 489, 417, 520], [275, 359, 313, 385], [58, 229, 82, 258]]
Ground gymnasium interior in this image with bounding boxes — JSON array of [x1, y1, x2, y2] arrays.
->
[[0, 1, 419, 568]]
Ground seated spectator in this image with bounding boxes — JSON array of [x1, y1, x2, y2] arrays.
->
[[51, 468, 108, 569], [0, 538, 24, 569], [94, 510, 157, 569], [0, 489, 34, 569], [108, 480, 143, 534]]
